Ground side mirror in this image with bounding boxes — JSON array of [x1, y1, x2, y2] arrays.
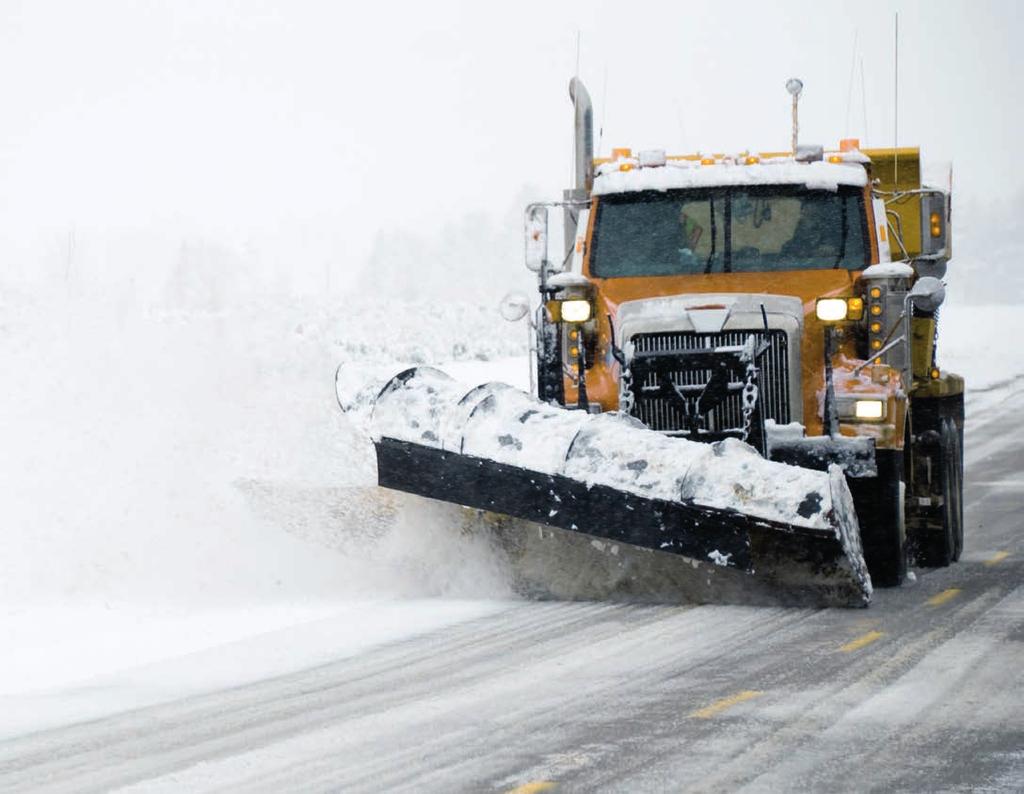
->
[[908, 276, 946, 313], [499, 291, 530, 323], [524, 204, 549, 273]]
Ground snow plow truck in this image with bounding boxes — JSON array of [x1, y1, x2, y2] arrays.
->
[[338, 78, 963, 608]]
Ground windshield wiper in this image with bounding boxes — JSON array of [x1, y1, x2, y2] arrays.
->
[[704, 197, 717, 274], [723, 196, 732, 273], [833, 196, 849, 268]]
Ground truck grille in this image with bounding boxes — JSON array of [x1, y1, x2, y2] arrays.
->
[[630, 330, 791, 433]]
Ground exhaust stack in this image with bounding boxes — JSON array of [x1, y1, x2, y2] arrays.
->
[[569, 77, 594, 195], [564, 77, 593, 259]]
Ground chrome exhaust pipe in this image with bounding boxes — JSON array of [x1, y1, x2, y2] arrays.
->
[[569, 77, 593, 195], [564, 77, 593, 259]]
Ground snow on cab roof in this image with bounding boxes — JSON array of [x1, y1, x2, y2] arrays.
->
[[593, 157, 868, 196]]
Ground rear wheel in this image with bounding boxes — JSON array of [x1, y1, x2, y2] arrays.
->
[[936, 416, 965, 563], [915, 418, 961, 568], [947, 417, 964, 562]]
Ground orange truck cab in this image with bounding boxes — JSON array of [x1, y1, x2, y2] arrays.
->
[[516, 79, 964, 587]]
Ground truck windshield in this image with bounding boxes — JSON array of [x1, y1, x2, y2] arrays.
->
[[589, 185, 868, 277]]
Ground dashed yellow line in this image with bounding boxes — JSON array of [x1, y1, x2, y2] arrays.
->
[[984, 551, 1010, 566], [839, 630, 884, 653], [927, 588, 961, 606], [504, 783, 556, 794], [690, 689, 763, 719]]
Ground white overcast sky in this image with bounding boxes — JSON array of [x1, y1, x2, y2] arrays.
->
[[0, 0, 1019, 271]]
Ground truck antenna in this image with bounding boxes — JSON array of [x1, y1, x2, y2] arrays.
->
[[844, 29, 859, 135], [893, 12, 899, 184], [573, 30, 582, 187], [860, 56, 869, 146], [575, 30, 581, 79], [598, 64, 608, 158]]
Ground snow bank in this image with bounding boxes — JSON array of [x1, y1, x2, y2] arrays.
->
[[0, 284, 526, 710], [0, 287, 529, 607]]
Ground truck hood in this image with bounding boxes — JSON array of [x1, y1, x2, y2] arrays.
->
[[615, 293, 804, 344], [596, 269, 858, 323]]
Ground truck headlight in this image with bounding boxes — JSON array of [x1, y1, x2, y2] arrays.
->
[[815, 297, 864, 322], [854, 399, 885, 420], [815, 298, 848, 322], [836, 397, 887, 422], [560, 299, 592, 323]]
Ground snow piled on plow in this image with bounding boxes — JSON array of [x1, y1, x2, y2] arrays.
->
[[568, 424, 832, 529], [370, 368, 837, 532]]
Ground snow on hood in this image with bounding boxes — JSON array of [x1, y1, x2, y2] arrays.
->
[[594, 159, 867, 196], [616, 293, 803, 326], [613, 293, 804, 349]]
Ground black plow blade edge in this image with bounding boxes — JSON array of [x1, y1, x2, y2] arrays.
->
[[374, 437, 871, 607]]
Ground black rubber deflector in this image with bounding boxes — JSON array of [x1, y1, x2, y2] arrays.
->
[[375, 437, 840, 574]]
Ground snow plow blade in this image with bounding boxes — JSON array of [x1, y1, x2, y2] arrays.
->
[[340, 366, 872, 607]]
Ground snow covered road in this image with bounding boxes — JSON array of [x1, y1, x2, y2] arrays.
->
[[1, 387, 1021, 792]]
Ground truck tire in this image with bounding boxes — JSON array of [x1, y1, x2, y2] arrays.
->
[[850, 449, 907, 587], [947, 417, 964, 562], [942, 420, 958, 561], [915, 418, 961, 568]]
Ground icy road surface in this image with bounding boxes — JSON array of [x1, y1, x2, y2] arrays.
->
[[1, 390, 1021, 792]]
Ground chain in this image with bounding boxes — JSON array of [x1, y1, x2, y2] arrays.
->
[[740, 335, 760, 442], [740, 362, 759, 442]]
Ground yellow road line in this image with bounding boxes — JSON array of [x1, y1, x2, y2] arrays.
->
[[839, 630, 884, 653], [504, 783, 556, 794], [927, 588, 962, 606], [690, 689, 762, 719], [984, 551, 1010, 566]]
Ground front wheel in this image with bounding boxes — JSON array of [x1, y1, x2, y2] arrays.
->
[[850, 449, 907, 587]]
